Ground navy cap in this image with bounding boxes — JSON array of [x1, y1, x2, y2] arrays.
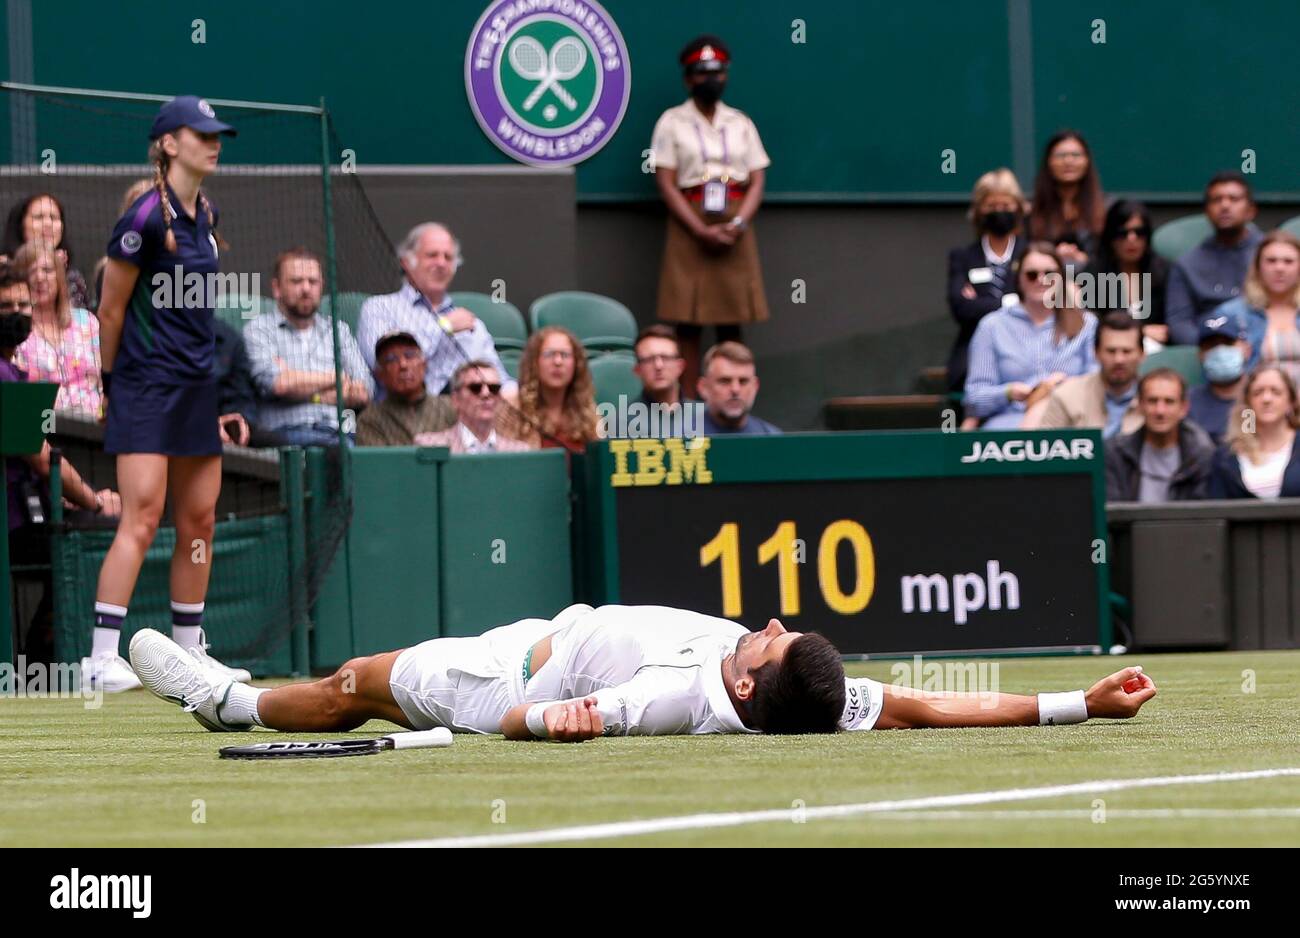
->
[[149, 96, 237, 140], [1198, 313, 1243, 343]]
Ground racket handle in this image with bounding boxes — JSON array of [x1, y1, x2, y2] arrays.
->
[[386, 728, 453, 750]]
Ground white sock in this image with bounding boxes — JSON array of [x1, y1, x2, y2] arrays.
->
[[220, 683, 267, 727], [172, 625, 203, 650], [91, 627, 120, 659]]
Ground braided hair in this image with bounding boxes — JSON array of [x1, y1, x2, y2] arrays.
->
[[148, 135, 229, 254]]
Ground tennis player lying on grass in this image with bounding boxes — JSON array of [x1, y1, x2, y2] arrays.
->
[[129, 603, 1156, 741]]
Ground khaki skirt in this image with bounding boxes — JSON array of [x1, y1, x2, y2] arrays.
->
[[655, 200, 769, 325]]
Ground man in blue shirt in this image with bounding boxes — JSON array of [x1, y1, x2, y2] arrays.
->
[[698, 341, 780, 435], [356, 223, 512, 397], [1165, 172, 1263, 346]]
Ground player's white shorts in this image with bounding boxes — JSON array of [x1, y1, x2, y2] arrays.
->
[[387, 603, 595, 734]]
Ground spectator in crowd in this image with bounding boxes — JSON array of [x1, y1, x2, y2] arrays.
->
[[1211, 230, 1300, 384], [244, 247, 371, 447], [651, 34, 770, 394], [356, 331, 456, 446], [964, 242, 1099, 429], [10, 241, 102, 416], [1188, 313, 1249, 445], [698, 340, 780, 435], [1086, 200, 1170, 348], [357, 222, 512, 397], [501, 326, 601, 453], [1, 263, 119, 661], [2, 193, 92, 310], [946, 168, 1028, 392], [1166, 171, 1263, 345], [1106, 368, 1214, 502], [1031, 312, 1144, 438], [1209, 365, 1300, 498], [1027, 130, 1105, 269], [633, 324, 697, 409], [212, 317, 254, 447], [413, 361, 531, 454]]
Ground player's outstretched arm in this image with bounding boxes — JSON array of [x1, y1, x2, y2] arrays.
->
[[501, 697, 604, 742], [874, 666, 1156, 730]]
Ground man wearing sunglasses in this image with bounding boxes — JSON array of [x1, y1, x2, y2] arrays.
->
[[413, 360, 532, 454]]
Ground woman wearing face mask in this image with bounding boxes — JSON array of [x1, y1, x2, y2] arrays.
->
[[1210, 231, 1300, 387], [963, 243, 1098, 428], [0, 263, 119, 662], [1085, 200, 1170, 350], [946, 168, 1029, 393], [1209, 365, 1300, 498], [650, 35, 770, 395]]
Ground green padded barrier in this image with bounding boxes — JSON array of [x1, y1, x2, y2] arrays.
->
[[438, 449, 574, 636]]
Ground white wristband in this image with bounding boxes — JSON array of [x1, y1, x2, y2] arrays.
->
[[1038, 690, 1088, 726], [525, 702, 555, 738]]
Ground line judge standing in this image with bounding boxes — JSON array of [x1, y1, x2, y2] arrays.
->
[[651, 35, 770, 395]]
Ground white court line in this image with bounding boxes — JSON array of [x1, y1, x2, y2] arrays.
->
[[856, 808, 1300, 820], [357, 767, 1300, 848]]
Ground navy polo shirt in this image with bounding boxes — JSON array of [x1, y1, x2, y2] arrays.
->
[[106, 185, 219, 384]]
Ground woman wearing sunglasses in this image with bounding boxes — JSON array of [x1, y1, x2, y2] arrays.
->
[[1085, 200, 1170, 349], [964, 242, 1099, 429]]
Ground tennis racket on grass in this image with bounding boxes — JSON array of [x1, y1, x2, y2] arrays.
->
[[218, 728, 453, 760]]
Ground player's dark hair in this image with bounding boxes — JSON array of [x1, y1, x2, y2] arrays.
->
[[749, 634, 845, 734], [0, 260, 25, 290], [149, 135, 229, 254]]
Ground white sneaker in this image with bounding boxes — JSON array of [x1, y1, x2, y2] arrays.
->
[[80, 654, 142, 693], [129, 629, 248, 732], [186, 636, 252, 683]]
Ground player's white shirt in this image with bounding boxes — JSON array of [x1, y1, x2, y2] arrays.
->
[[534, 605, 886, 735], [531, 605, 756, 736]]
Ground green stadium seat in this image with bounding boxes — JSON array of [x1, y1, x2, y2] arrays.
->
[[588, 352, 643, 410], [320, 290, 369, 334], [1280, 216, 1300, 240], [498, 347, 523, 380], [529, 291, 637, 352], [1140, 344, 1204, 387], [213, 294, 271, 332], [452, 291, 528, 350], [1152, 214, 1213, 262]]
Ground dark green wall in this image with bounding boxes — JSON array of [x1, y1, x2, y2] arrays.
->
[[7, 0, 1299, 199]]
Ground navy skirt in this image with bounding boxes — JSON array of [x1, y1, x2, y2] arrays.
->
[[104, 378, 221, 456]]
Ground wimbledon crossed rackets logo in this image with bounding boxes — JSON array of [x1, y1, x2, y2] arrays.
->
[[465, 0, 630, 167], [509, 34, 587, 113]]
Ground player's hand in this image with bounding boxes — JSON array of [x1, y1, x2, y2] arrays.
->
[[544, 697, 604, 742], [446, 308, 477, 332], [1085, 666, 1157, 719]]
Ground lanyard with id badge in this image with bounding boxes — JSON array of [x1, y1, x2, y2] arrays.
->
[[695, 123, 731, 217]]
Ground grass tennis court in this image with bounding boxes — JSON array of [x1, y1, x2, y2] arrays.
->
[[4, 649, 1297, 848]]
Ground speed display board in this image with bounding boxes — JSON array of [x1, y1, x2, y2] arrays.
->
[[577, 431, 1110, 656]]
